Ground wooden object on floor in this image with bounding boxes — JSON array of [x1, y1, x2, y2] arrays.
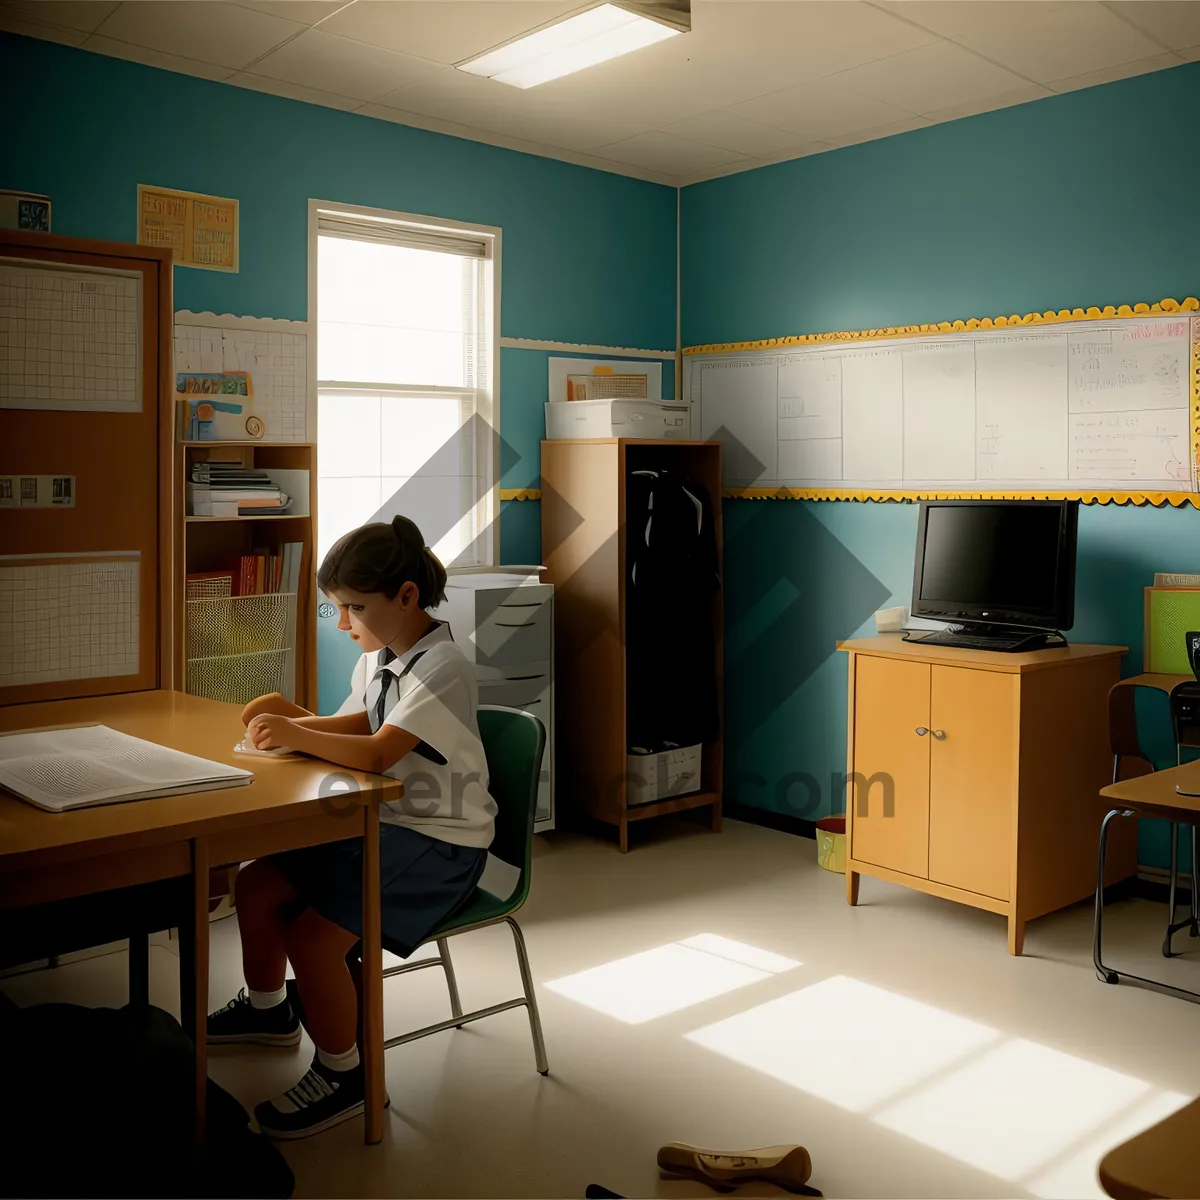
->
[[0, 690, 400, 1144], [177, 442, 317, 709], [840, 636, 1134, 954], [540, 439, 723, 851], [0, 230, 174, 705], [1099, 1095, 1200, 1199]]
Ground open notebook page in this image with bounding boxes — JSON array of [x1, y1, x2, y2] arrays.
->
[[0, 724, 251, 813]]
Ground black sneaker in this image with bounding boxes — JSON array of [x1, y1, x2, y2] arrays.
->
[[255, 1057, 364, 1140], [207, 988, 302, 1047]]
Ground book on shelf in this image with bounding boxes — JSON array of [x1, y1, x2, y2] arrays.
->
[[225, 544, 303, 597]]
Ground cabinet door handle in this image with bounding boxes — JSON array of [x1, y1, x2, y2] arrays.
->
[[931, 729, 947, 740], [915, 727, 929, 736]]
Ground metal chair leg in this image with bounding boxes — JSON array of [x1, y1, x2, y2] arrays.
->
[[505, 917, 549, 1076], [1095, 808, 1126, 985], [437, 937, 465, 1028], [1163, 822, 1193, 957]]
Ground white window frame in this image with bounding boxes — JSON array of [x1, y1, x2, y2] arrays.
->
[[307, 198, 502, 567]]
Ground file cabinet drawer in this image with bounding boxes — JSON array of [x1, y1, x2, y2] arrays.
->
[[473, 602, 552, 664]]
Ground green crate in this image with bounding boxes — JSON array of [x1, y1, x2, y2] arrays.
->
[[1146, 588, 1200, 674]]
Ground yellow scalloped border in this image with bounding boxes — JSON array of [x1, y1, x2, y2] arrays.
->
[[500, 488, 541, 501], [686, 297, 1200, 506], [683, 297, 1200, 355], [723, 487, 1200, 508]]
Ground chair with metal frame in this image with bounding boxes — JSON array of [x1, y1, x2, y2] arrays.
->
[[346, 705, 549, 1074], [1094, 679, 1199, 992]]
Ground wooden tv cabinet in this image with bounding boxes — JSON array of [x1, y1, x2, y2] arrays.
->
[[840, 636, 1136, 955]]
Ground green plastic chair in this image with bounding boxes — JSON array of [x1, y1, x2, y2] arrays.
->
[[373, 705, 549, 1074]]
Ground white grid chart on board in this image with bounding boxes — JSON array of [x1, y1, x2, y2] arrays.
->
[[0, 264, 141, 412], [0, 560, 140, 686], [175, 325, 307, 440]]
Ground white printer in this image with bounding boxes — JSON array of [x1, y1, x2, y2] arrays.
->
[[544, 398, 691, 440]]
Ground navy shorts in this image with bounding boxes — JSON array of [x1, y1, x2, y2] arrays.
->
[[267, 823, 487, 959]]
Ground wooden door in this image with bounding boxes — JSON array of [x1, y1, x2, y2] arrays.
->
[[850, 655, 931, 878], [0, 232, 173, 705], [928, 665, 1017, 901]]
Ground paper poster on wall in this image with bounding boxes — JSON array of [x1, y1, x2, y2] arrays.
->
[[138, 184, 239, 272], [548, 357, 662, 403]]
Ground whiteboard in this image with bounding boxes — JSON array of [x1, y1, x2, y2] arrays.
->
[[685, 315, 1195, 494]]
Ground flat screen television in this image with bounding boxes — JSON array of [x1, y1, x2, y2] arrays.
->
[[908, 499, 1079, 650]]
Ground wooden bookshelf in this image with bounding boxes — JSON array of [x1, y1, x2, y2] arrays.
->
[[173, 441, 318, 709]]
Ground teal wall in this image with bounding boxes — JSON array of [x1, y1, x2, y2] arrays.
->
[[0, 33, 676, 714], [682, 64, 1200, 870]]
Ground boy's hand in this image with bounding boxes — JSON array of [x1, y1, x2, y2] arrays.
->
[[248, 713, 294, 750]]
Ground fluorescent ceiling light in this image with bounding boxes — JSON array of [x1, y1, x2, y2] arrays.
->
[[458, 3, 682, 89]]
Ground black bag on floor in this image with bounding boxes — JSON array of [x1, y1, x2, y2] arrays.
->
[[0, 994, 294, 1199]]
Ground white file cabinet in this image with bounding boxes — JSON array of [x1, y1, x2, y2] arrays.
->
[[441, 576, 554, 832]]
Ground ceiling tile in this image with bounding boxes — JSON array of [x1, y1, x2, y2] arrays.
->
[[229, 0, 352, 25], [81, 33, 236, 79], [319, 1, 581, 64], [730, 77, 916, 142], [885, 0, 1166, 83], [227, 69, 362, 109], [94, 1, 306, 69], [922, 83, 1053, 124], [591, 130, 750, 175], [659, 109, 806, 157], [377, 67, 653, 152], [250, 27, 441, 100], [0, 9, 86, 43], [834, 39, 1032, 115], [1108, 1, 1200, 51], [818, 114, 932, 150], [1048, 51, 1184, 92], [1, 1, 118, 32]]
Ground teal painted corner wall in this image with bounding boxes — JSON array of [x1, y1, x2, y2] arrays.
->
[[682, 64, 1200, 870], [0, 32, 676, 716]]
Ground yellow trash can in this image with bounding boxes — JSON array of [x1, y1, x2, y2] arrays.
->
[[816, 816, 846, 873]]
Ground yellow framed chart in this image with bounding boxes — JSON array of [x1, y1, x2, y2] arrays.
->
[[137, 184, 238, 272], [683, 297, 1200, 507]]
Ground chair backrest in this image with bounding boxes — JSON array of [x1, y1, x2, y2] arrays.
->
[[477, 705, 546, 907]]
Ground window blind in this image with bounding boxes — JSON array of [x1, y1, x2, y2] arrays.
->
[[317, 212, 489, 259]]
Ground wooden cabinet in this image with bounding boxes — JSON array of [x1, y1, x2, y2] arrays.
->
[[540, 438, 723, 851], [843, 638, 1136, 954]]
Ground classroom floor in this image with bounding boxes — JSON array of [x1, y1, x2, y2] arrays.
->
[[4, 815, 1200, 1200]]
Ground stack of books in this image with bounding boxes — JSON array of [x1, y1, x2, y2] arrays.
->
[[188, 461, 292, 517], [186, 542, 303, 597]]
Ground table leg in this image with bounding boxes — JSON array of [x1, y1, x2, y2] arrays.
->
[[361, 803, 384, 1145], [190, 837, 210, 1142]]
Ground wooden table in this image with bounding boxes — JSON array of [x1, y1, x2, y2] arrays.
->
[[1094, 759, 1200, 1004], [0, 690, 402, 1143], [1099, 1095, 1200, 1199]]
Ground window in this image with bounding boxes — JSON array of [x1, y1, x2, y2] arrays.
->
[[311, 204, 498, 570]]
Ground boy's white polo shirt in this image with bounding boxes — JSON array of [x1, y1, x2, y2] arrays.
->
[[335, 622, 495, 850]]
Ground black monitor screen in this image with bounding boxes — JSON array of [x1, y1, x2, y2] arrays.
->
[[915, 502, 1075, 627]]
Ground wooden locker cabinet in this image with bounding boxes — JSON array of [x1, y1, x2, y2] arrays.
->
[[842, 637, 1135, 955]]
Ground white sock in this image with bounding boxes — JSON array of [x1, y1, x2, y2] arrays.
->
[[317, 1044, 360, 1073], [249, 984, 287, 1010]]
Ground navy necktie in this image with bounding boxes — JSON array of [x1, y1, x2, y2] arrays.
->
[[368, 648, 398, 734]]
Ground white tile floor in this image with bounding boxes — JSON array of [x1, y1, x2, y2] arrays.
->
[[4, 816, 1199, 1199]]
